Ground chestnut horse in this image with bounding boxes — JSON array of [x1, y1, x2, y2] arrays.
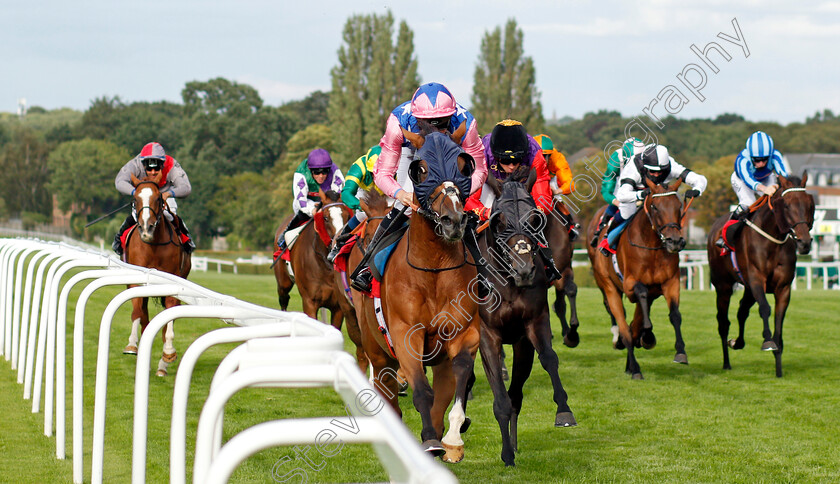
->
[[707, 174, 814, 377], [546, 198, 581, 347], [122, 172, 191, 377], [586, 179, 689, 379], [477, 171, 576, 466], [363, 134, 480, 463]]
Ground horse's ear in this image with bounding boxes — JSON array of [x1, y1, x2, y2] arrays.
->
[[669, 178, 682, 191], [408, 159, 428, 185], [130, 173, 140, 187], [457, 153, 475, 178], [449, 122, 467, 144], [644, 177, 656, 190], [525, 168, 537, 192], [359, 198, 370, 215], [778, 175, 788, 187], [319, 188, 328, 204], [485, 174, 503, 198], [490, 211, 506, 234], [801, 171, 808, 186], [151, 170, 162, 185], [401, 128, 425, 150]]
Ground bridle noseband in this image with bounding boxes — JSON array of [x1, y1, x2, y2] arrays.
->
[[134, 180, 165, 233], [643, 191, 683, 244]]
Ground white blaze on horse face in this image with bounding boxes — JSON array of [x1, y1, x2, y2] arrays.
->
[[442, 397, 465, 447], [137, 187, 154, 223], [327, 206, 344, 235], [442, 181, 460, 207]]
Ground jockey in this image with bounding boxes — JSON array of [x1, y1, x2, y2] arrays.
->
[[715, 131, 789, 249], [590, 137, 646, 247], [598, 144, 707, 256], [349, 82, 488, 294], [533, 133, 581, 240], [276, 148, 345, 252], [325, 145, 385, 263], [112, 142, 194, 256], [464, 120, 562, 282]]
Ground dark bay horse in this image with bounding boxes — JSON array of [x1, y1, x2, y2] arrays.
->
[[546, 198, 581, 347], [707, 174, 814, 377], [272, 213, 295, 310], [122, 172, 191, 377], [586, 179, 689, 379], [477, 171, 576, 466], [283, 191, 368, 371], [366, 135, 480, 463]]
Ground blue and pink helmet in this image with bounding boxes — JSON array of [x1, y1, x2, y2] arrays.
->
[[410, 82, 457, 119]]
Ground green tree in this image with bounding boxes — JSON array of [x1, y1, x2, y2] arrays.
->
[[328, 11, 419, 164], [471, 18, 544, 134], [212, 171, 275, 250], [0, 126, 52, 216], [692, 156, 737, 231], [46, 139, 129, 214], [79, 96, 125, 140], [269, 124, 335, 219], [278, 90, 329, 128]]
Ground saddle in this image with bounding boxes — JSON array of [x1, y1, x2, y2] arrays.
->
[[369, 223, 409, 283]]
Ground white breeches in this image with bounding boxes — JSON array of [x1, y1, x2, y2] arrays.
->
[[731, 172, 776, 210]]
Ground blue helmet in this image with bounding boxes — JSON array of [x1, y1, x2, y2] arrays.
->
[[746, 131, 774, 165]]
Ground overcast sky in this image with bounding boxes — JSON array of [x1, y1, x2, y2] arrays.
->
[[3, 0, 839, 125]]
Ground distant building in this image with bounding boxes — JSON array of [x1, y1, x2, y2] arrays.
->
[[785, 153, 840, 260]]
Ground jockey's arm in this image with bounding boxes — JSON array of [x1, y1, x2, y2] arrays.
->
[[341, 179, 362, 211], [531, 152, 554, 212], [464, 189, 490, 220], [460, 120, 488, 195], [374, 115, 406, 199], [601, 152, 622, 205], [165, 161, 191, 198], [615, 163, 643, 204], [670, 159, 708, 195], [330, 167, 345, 193], [115, 159, 139, 196], [292, 172, 315, 216], [734, 153, 762, 191], [548, 151, 575, 195]]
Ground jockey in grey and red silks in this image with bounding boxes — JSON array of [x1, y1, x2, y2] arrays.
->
[[292, 149, 345, 217]]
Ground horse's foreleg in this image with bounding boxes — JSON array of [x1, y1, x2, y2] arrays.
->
[[735, 287, 756, 350], [478, 328, 515, 466], [564, 275, 580, 347], [663, 277, 687, 364], [329, 307, 343, 331], [714, 282, 735, 369], [508, 337, 535, 452], [632, 282, 657, 350], [747, 279, 776, 352], [394, 332, 441, 455], [439, 348, 476, 464], [369, 356, 401, 416], [124, 297, 145, 355], [526, 314, 576, 428], [553, 285, 570, 338], [772, 284, 791, 377], [605, 286, 641, 378], [157, 297, 178, 377]]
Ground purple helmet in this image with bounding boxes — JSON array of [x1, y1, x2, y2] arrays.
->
[[306, 149, 333, 169]]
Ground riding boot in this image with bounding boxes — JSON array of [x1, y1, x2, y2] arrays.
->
[[462, 216, 495, 299], [175, 216, 196, 254], [715, 206, 748, 249], [349, 207, 408, 292], [562, 212, 581, 241], [326, 220, 356, 264], [277, 211, 312, 252], [599, 212, 625, 257], [590, 206, 617, 248], [112, 214, 136, 256], [539, 246, 563, 283]]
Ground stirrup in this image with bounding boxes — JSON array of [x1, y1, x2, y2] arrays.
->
[[350, 267, 373, 292], [714, 237, 726, 249], [326, 244, 341, 264]]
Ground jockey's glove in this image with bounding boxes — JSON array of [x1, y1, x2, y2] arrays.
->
[[636, 188, 651, 200], [684, 189, 701, 199]]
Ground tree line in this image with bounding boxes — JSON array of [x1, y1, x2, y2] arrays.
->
[[1, 13, 838, 250]]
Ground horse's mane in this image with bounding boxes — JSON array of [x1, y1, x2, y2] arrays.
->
[[323, 190, 341, 202], [785, 175, 803, 186], [365, 190, 389, 213]]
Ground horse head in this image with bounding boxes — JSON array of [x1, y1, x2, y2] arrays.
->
[[489, 169, 544, 287], [317, 189, 353, 240], [409, 132, 475, 242], [774, 173, 815, 254], [130, 171, 165, 243], [643, 178, 686, 253]]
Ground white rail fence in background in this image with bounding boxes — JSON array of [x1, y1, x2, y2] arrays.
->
[[0, 237, 456, 484]]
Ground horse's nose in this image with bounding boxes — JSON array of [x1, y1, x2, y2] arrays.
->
[[678, 238, 686, 250], [440, 215, 454, 227], [797, 239, 812, 255]]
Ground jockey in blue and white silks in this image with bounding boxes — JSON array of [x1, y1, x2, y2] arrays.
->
[[732, 130, 789, 210], [716, 131, 791, 249]]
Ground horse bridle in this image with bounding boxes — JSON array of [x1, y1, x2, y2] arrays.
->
[[134, 180, 165, 234], [418, 183, 462, 237], [642, 191, 684, 245], [748, 187, 811, 244]]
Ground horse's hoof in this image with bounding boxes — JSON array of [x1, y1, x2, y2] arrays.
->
[[460, 417, 471, 434], [441, 443, 464, 463], [631, 373, 644, 380], [641, 331, 657, 350], [155, 369, 167, 377], [761, 340, 778, 351], [123, 346, 138, 355], [563, 332, 580, 348], [421, 439, 445, 457], [729, 338, 745, 350], [398, 381, 408, 397], [555, 412, 577, 427], [673, 353, 688, 364]]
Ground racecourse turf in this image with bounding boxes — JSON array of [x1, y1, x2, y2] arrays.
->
[[0, 270, 838, 483]]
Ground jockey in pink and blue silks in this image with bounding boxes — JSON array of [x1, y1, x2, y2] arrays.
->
[[349, 82, 490, 294], [277, 148, 345, 251]]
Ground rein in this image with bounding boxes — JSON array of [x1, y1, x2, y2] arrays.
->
[[746, 187, 810, 245], [133, 180, 180, 248], [635, 191, 683, 250]]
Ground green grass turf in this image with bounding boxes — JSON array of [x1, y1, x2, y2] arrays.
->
[[1, 270, 839, 483]]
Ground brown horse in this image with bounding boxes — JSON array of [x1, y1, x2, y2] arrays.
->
[[546, 198, 581, 347], [476, 172, 576, 466], [283, 191, 368, 372], [122, 171, 191, 377], [586, 179, 689, 379], [362, 137, 480, 463], [272, 213, 295, 310], [707, 174, 814, 377]]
